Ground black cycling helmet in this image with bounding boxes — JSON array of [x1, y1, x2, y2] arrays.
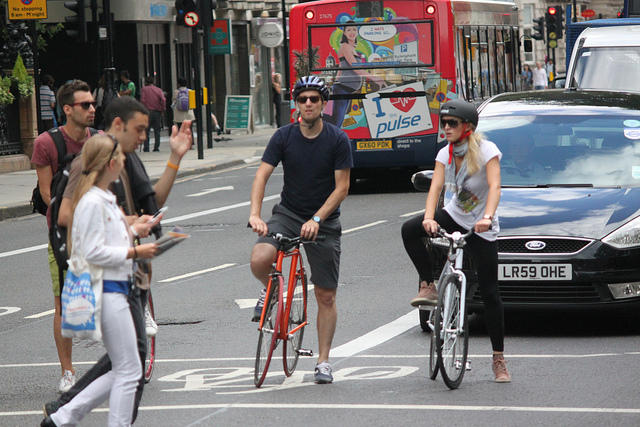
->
[[292, 75, 330, 102], [439, 99, 478, 128]]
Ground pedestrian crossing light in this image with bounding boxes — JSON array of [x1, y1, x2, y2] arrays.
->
[[532, 16, 545, 41], [64, 0, 87, 43]]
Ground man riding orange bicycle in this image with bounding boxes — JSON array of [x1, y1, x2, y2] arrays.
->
[[248, 76, 353, 384]]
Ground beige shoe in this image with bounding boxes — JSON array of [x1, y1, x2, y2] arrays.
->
[[492, 354, 511, 383], [410, 282, 438, 307]]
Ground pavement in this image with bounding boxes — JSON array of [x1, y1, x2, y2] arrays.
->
[[0, 127, 276, 221]]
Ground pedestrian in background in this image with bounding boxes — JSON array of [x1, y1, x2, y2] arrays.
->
[[140, 75, 166, 152], [172, 77, 195, 143], [39, 74, 56, 130], [41, 134, 158, 427], [118, 70, 136, 98], [92, 74, 106, 129], [272, 72, 282, 128], [532, 62, 548, 90], [31, 80, 97, 394], [520, 64, 533, 91]]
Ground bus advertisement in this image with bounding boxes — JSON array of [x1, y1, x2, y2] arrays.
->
[[289, 0, 520, 173]]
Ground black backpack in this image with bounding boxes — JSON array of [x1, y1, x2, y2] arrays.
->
[[41, 128, 98, 273]]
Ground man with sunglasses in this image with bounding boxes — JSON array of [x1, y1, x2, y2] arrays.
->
[[31, 79, 97, 393], [41, 96, 193, 427], [248, 75, 353, 384]]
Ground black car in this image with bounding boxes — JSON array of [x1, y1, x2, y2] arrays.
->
[[421, 90, 640, 316]]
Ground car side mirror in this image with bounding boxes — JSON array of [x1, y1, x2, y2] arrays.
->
[[411, 170, 433, 192]]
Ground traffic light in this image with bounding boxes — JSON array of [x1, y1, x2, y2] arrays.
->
[[545, 6, 563, 45], [64, 0, 87, 43], [532, 16, 545, 41], [175, 0, 197, 26]]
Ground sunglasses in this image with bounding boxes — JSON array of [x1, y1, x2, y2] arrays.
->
[[71, 101, 97, 110], [109, 139, 119, 159], [297, 95, 321, 104], [440, 118, 463, 129]]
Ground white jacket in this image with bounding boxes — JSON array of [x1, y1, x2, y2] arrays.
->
[[71, 187, 133, 281]]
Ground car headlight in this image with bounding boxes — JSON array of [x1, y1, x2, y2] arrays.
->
[[602, 216, 640, 249]]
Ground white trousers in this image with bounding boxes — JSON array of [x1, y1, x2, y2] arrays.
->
[[51, 292, 142, 427]]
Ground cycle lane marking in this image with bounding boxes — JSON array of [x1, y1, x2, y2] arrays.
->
[[185, 186, 234, 198], [5, 402, 640, 417], [157, 263, 237, 283], [0, 195, 281, 259]]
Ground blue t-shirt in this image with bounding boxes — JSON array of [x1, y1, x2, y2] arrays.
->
[[262, 122, 353, 220]]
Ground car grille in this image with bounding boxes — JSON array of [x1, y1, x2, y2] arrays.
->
[[472, 282, 601, 304], [498, 237, 592, 254]]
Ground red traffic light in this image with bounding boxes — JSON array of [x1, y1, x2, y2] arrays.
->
[[547, 6, 557, 15]]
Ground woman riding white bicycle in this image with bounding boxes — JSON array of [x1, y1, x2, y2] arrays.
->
[[401, 99, 510, 383]]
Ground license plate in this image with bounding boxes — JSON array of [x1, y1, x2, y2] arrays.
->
[[356, 140, 392, 150], [498, 264, 572, 281]]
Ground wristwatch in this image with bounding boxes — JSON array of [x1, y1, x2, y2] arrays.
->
[[312, 215, 321, 224], [483, 214, 493, 221]]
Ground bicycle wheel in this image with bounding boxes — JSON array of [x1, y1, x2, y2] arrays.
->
[[144, 291, 156, 383], [283, 271, 307, 376], [254, 276, 282, 387], [435, 274, 469, 389], [428, 309, 440, 380]]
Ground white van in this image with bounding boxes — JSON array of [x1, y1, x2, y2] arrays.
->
[[565, 25, 640, 91]]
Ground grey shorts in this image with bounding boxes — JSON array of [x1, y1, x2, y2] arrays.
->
[[256, 204, 342, 289]]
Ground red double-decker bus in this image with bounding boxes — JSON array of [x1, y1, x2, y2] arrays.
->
[[288, 0, 521, 174]]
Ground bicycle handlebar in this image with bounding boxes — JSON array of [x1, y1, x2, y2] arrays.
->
[[433, 227, 473, 248]]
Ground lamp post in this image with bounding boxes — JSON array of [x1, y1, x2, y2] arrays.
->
[[280, 0, 290, 124]]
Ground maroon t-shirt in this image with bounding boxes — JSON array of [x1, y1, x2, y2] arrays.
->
[[31, 127, 94, 227]]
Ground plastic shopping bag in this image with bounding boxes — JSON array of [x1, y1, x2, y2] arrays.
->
[[61, 254, 103, 341]]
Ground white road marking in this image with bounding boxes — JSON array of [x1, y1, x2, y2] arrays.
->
[[158, 263, 236, 283], [186, 186, 234, 198], [400, 209, 425, 217], [343, 220, 387, 234], [24, 309, 54, 319], [235, 284, 314, 309], [0, 307, 21, 317], [2, 352, 640, 368], [4, 402, 640, 417], [163, 195, 279, 224], [332, 310, 417, 357], [0, 243, 47, 259]]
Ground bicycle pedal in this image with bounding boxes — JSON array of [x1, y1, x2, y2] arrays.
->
[[297, 348, 313, 357], [466, 361, 472, 371]]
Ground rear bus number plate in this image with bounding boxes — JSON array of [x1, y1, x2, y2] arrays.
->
[[498, 264, 572, 280]]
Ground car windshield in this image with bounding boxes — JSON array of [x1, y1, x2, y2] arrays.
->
[[477, 113, 640, 187], [571, 47, 640, 91]]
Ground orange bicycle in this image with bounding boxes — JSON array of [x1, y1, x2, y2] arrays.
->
[[254, 232, 318, 387]]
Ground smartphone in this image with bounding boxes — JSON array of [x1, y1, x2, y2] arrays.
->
[[149, 206, 168, 222]]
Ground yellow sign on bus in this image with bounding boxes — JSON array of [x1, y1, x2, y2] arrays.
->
[[8, 0, 47, 20], [356, 140, 393, 150]]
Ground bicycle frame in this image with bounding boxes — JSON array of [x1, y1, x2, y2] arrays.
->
[[430, 230, 471, 335], [258, 243, 308, 342]]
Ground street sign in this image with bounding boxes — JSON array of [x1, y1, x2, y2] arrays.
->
[[581, 9, 595, 18], [8, 0, 47, 20], [224, 95, 252, 132], [184, 11, 199, 27], [209, 19, 231, 55]]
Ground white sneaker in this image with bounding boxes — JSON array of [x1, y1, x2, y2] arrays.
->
[[58, 370, 75, 393], [145, 305, 158, 337]]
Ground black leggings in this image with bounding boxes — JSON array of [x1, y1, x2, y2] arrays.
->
[[401, 210, 505, 352]]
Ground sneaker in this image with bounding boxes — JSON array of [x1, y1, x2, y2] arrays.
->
[[251, 288, 267, 322], [410, 282, 438, 307], [145, 305, 158, 337], [492, 354, 511, 383], [42, 400, 61, 417], [314, 361, 333, 384], [58, 370, 75, 393]]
